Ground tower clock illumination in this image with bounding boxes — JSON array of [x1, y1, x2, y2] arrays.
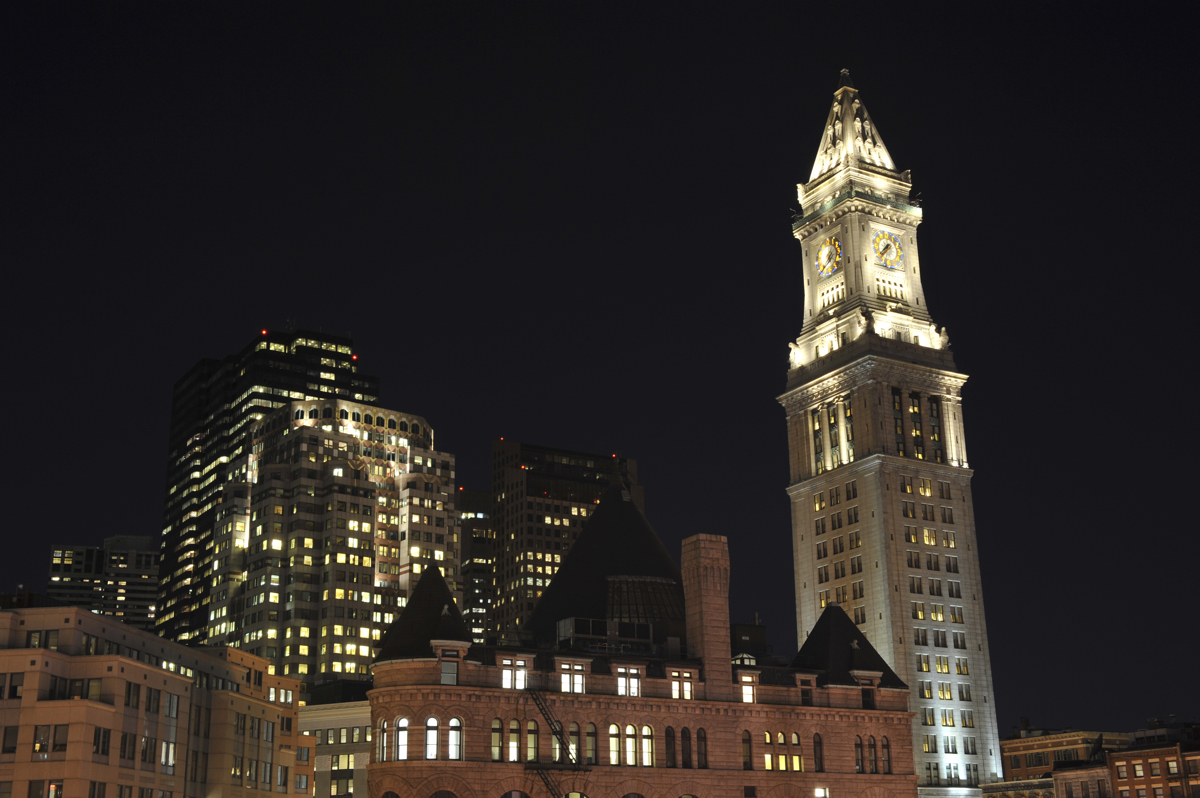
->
[[779, 70, 1001, 796], [872, 229, 904, 268], [817, 236, 843, 276]]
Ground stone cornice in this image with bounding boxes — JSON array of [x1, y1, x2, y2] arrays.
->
[[794, 193, 922, 240], [779, 354, 967, 412], [785, 454, 975, 495]]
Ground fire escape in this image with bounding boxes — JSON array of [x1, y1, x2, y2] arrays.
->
[[525, 686, 588, 798]]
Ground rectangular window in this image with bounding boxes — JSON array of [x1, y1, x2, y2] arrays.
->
[[617, 668, 640, 697], [500, 659, 527, 690]]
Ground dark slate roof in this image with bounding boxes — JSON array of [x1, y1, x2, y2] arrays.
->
[[527, 483, 684, 644], [790, 603, 907, 689], [375, 565, 470, 663]]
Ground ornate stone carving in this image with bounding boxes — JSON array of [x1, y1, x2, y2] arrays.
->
[[780, 355, 967, 412]]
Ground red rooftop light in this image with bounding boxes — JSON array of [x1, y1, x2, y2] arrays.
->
[[261, 329, 268, 335], [352, 355, 358, 360]]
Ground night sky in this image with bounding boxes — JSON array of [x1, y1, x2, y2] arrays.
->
[[9, 5, 1194, 735]]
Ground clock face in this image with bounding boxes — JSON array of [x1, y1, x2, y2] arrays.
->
[[816, 236, 843, 277], [872, 230, 904, 268]]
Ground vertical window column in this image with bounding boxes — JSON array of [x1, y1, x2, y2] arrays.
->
[[840, 395, 854, 463], [827, 402, 841, 467], [820, 403, 835, 472], [811, 408, 825, 476]]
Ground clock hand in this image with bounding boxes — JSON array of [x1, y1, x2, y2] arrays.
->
[[878, 243, 891, 259]]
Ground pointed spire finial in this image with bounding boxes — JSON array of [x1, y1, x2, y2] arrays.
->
[[838, 69, 854, 89]]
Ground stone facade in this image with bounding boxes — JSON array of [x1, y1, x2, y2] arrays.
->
[[781, 73, 1002, 791]]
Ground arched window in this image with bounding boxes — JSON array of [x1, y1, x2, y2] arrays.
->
[[665, 727, 676, 768], [388, 418, 397, 430], [869, 735, 878, 774], [696, 728, 707, 769], [448, 719, 462, 761], [681, 727, 692, 768], [791, 732, 799, 745], [400, 421, 409, 432], [552, 722, 562, 764], [881, 737, 891, 774], [364, 414, 374, 425], [777, 732, 785, 745], [764, 731, 771, 744], [425, 718, 438, 760], [640, 726, 653, 767], [789, 732, 803, 772], [323, 407, 333, 418], [569, 723, 580, 764], [586, 723, 597, 765], [624, 725, 636, 766], [608, 724, 620, 765], [813, 733, 824, 772], [491, 719, 501, 762], [499, 793, 531, 798], [378, 721, 389, 762], [294, 410, 304, 420], [352, 411, 361, 422], [526, 720, 539, 762], [340, 409, 349, 419], [855, 735, 864, 773], [508, 720, 519, 762], [742, 730, 752, 771], [412, 423, 421, 435], [396, 718, 409, 761], [308, 408, 318, 419]]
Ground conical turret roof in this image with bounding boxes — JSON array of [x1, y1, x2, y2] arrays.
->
[[375, 564, 470, 663], [527, 482, 684, 644], [809, 70, 896, 181], [791, 603, 907, 689]]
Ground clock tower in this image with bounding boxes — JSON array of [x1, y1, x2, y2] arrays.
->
[[780, 71, 1003, 794]]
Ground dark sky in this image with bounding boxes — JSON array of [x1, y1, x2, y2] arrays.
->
[[8, 5, 1194, 735]]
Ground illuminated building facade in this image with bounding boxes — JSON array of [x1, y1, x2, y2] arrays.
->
[[780, 72, 1002, 792], [157, 329, 379, 643], [366, 486, 920, 798], [46, 536, 159, 630], [0, 605, 313, 798], [202, 398, 457, 702], [489, 440, 642, 637]]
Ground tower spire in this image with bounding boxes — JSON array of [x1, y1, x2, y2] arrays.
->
[[810, 71, 895, 181]]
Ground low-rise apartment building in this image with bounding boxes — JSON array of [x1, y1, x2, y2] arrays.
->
[[0, 607, 313, 798]]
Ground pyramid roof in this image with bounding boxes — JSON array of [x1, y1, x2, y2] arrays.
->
[[790, 603, 907, 689]]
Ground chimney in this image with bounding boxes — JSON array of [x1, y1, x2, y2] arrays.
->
[[682, 534, 733, 702], [1020, 717, 1030, 738]]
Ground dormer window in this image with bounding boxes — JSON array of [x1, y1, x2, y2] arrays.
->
[[741, 675, 755, 704], [670, 671, 694, 700], [617, 667, 640, 697], [501, 659, 527, 689], [560, 663, 585, 694]]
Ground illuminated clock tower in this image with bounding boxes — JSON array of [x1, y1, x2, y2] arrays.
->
[[780, 71, 1002, 794]]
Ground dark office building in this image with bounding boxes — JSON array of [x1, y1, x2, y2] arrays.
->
[[489, 439, 641, 636], [47, 536, 159, 631], [457, 488, 496, 643], [157, 329, 380, 642]]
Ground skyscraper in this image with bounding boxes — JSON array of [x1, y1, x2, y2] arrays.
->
[[204, 398, 457, 700], [157, 329, 379, 642], [489, 439, 642, 636], [780, 71, 1002, 792]]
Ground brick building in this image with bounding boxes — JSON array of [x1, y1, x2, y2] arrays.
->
[[1001, 725, 1130, 782], [0, 606, 313, 798], [366, 484, 920, 798]]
